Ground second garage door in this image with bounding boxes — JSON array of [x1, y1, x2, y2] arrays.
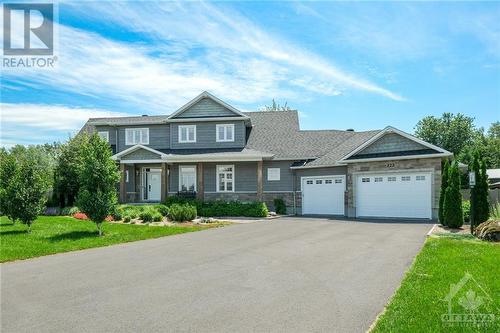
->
[[302, 176, 345, 215], [356, 172, 432, 219]]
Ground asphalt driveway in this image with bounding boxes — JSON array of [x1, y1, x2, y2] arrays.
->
[[1, 217, 431, 333]]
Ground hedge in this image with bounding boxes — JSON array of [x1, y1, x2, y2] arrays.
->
[[164, 196, 268, 218]]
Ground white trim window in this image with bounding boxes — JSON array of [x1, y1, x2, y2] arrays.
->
[[267, 168, 280, 181], [217, 165, 234, 192], [216, 124, 235, 142], [179, 125, 196, 143], [98, 131, 109, 142], [179, 166, 197, 192], [125, 128, 149, 145]]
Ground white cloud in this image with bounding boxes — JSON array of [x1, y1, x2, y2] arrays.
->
[[1, 103, 127, 131], [17, 1, 402, 104]]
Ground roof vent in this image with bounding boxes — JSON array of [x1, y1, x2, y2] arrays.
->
[[142, 114, 148, 117], [346, 128, 354, 132]]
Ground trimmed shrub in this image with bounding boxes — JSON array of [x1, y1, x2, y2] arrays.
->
[[273, 198, 286, 215], [123, 216, 131, 223], [196, 201, 268, 218], [154, 204, 169, 216], [164, 196, 195, 206], [462, 200, 470, 223], [443, 162, 463, 228], [439, 160, 450, 226], [112, 211, 122, 221], [152, 213, 163, 222], [168, 203, 197, 222], [139, 210, 153, 222]]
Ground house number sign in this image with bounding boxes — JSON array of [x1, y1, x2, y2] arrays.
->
[[386, 162, 396, 168]]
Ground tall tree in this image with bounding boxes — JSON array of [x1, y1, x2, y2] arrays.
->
[[439, 160, 450, 226], [0, 152, 19, 223], [443, 162, 463, 228], [76, 134, 120, 236], [54, 135, 88, 206], [414, 113, 478, 156]]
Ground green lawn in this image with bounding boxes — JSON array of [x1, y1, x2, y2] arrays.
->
[[372, 235, 500, 333], [0, 216, 224, 262]]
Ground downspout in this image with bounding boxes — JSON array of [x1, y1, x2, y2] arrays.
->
[[292, 168, 297, 215]]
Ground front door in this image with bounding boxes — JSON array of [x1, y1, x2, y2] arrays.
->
[[144, 169, 161, 201]]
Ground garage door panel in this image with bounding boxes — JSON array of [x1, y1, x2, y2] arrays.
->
[[356, 173, 431, 219], [302, 176, 345, 215]]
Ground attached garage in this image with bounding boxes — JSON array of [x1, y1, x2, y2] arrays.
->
[[302, 176, 345, 215], [355, 172, 432, 219]]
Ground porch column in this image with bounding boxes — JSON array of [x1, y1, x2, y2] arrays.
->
[[161, 162, 167, 202], [196, 162, 204, 201], [257, 160, 263, 201], [119, 163, 126, 203]]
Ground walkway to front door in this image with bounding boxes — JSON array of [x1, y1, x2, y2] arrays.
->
[[142, 168, 161, 201]]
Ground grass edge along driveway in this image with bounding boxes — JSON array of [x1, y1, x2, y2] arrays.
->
[[371, 235, 499, 333], [0, 216, 226, 262]]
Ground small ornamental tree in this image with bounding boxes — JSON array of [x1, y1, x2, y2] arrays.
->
[[439, 160, 450, 226], [8, 155, 50, 232], [443, 161, 463, 228], [0, 152, 19, 223], [76, 134, 120, 236]]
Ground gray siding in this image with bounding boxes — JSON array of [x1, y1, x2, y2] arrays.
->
[[295, 166, 347, 189], [168, 162, 258, 194], [118, 124, 170, 153], [175, 98, 237, 118], [205, 162, 257, 192], [121, 149, 161, 160], [93, 126, 118, 145], [170, 121, 245, 149], [263, 160, 295, 192], [356, 133, 426, 156]]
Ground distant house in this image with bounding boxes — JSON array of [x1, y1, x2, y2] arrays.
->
[[81, 91, 452, 220], [486, 169, 500, 189]]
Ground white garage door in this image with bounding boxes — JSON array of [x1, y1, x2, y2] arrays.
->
[[356, 172, 432, 219], [302, 176, 345, 215]]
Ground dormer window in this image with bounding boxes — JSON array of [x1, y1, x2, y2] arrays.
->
[[216, 124, 234, 142], [125, 128, 149, 145], [179, 125, 196, 143]]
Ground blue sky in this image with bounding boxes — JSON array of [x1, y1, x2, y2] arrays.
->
[[1, 1, 499, 147]]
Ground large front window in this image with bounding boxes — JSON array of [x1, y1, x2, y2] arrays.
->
[[217, 165, 234, 192], [125, 128, 149, 145], [179, 166, 196, 192], [179, 125, 196, 143]]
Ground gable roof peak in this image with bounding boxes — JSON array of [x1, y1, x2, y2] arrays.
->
[[168, 91, 249, 119]]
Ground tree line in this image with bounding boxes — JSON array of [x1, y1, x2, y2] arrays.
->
[[0, 134, 118, 235]]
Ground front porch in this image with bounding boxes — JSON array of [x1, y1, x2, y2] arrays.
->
[[119, 161, 265, 204]]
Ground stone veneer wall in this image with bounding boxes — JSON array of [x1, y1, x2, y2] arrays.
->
[[346, 157, 442, 219]]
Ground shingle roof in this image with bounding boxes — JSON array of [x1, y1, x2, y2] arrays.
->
[[243, 111, 380, 166], [81, 110, 382, 166]]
